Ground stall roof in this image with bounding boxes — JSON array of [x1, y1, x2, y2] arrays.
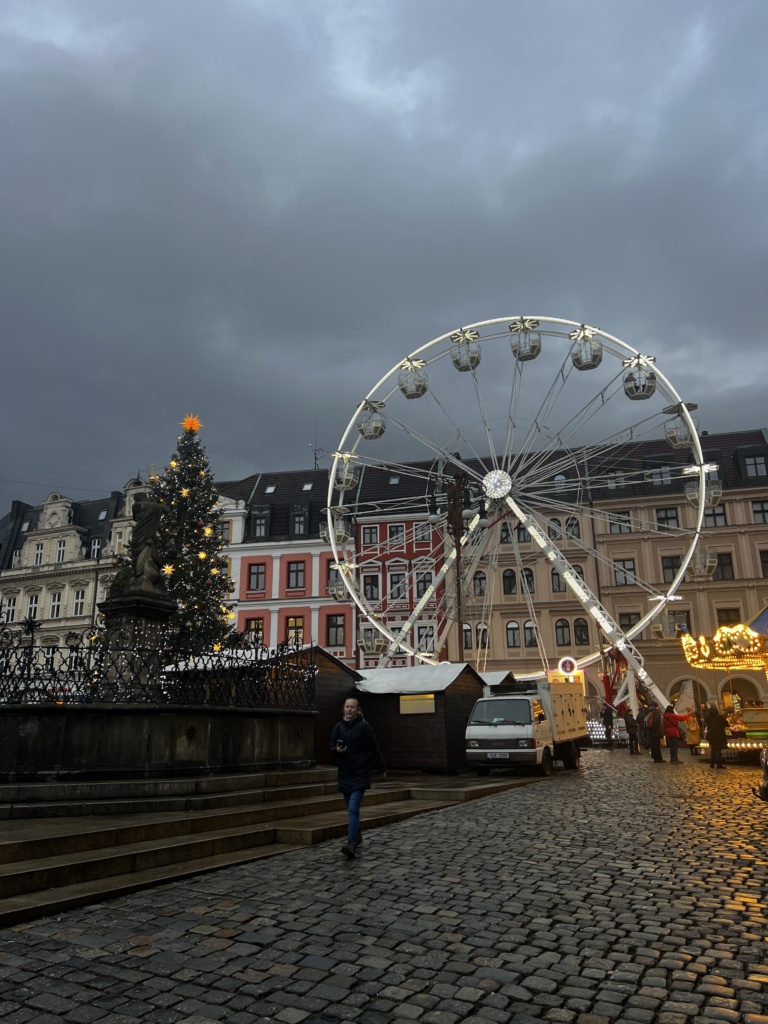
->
[[480, 670, 516, 689], [356, 662, 483, 694]]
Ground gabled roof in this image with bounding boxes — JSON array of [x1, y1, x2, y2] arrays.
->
[[356, 662, 484, 694], [479, 670, 516, 688]]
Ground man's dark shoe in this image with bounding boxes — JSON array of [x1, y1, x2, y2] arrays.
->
[[341, 843, 356, 859]]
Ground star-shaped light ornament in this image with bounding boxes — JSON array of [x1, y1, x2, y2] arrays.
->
[[181, 488, 190, 497], [161, 564, 175, 577], [568, 324, 595, 342], [210, 567, 219, 575], [198, 551, 207, 560], [227, 611, 236, 621], [181, 414, 203, 432], [213, 643, 222, 652], [508, 317, 540, 333], [204, 527, 214, 536], [450, 328, 480, 344], [170, 460, 178, 468]]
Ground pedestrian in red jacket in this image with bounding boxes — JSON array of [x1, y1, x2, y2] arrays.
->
[[663, 705, 691, 764]]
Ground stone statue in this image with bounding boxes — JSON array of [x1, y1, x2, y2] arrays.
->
[[129, 494, 166, 594]]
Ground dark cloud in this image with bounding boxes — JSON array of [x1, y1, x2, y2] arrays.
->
[[0, 0, 766, 511]]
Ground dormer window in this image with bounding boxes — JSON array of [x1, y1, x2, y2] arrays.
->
[[20, 522, 29, 532], [389, 475, 400, 485], [98, 509, 107, 521], [265, 485, 276, 494], [302, 482, 313, 491]]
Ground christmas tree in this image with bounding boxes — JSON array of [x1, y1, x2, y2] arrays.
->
[[150, 415, 235, 652]]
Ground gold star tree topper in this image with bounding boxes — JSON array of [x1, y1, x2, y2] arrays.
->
[[181, 414, 203, 432]]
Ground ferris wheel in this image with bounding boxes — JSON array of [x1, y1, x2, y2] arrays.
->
[[326, 316, 710, 680]]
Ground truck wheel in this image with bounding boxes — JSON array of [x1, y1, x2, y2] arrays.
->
[[561, 742, 581, 770], [538, 750, 553, 776], [475, 767, 491, 777]]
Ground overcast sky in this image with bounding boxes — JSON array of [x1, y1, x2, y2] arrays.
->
[[1, 0, 766, 514]]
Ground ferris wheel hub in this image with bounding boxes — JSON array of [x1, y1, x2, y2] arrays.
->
[[483, 469, 513, 499]]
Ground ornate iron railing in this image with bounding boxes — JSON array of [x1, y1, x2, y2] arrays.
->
[[0, 626, 316, 710]]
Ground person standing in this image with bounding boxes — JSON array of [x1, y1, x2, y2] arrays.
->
[[601, 703, 615, 748], [663, 705, 691, 764], [647, 702, 664, 762], [705, 704, 729, 769], [624, 709, 639, 754], [684, 706, 702, 756], [330, 697, 386, 860]]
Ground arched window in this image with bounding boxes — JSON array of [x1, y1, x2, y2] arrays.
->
[[551, 568, 566, 593], [522, 568, 535, 594], [500, 522, 512, 544], [548, 518, 562, 539], [473, 571, 487, 596], [517, 524, 531, 543], [555, 619, 571, 646], [463, 623, 472, 650], [503, 569, 517, 595], [566, 517, 580, 539], [572, 564, 585, 581], [506, 620, 520, 648], [554, 473, 568, 493], [524, 619, 536, 647], [574, 617, 589, 645], [476, 622, 489, 649]]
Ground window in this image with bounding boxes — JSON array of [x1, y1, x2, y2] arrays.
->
[[265, 485, 276, 494], [670, 609, 691, 633], [574, 618, 589, 645], [517, 524, 531, 543], [327, 565, 342, 591], [362, 526, 378, 545], [524, 619, 536, 647], [113, 531, 124, 554], [649, 466, 672, 486], [388, 524, 405, 546], [252, 515, 268, 538], [565, 517, 580, 539], [5, 597, 16, 623], [219, 521, 231, 543], [712, 553, 735, 581], [56, 540, 66, 563], [415, 570, 433, 599], [614, 559, 636, 586], [363, 574, 380, 600], [34, 543, 43, 566], [292, 512, 306, 536], [500, 522, 512, 544], [11, 549, 21, 567], [548, 519, 562, 539], [302, 482, 313, 492], [287, 562, 305, 589], [326, 614, 345, 647], [414, 522, 431, 543], [661, 555, 682, 584], [506, 620, 520, 648], [552, 569, 567, 593], [399, 694, 435, 715], [554, 474, 568, 493], [27, 595, 39, 620], [245, 617, 264, 642], [475, 623, 489, 649], [656, 508, 679, 531], [717, 608, 741, 626], [389, 572, 407, 602], [619, 612, 642, 639], [473, 571, 487, 596], [704, 505, 727, 527], [753, 501, 768, 524], [416, 625, 435, 653], [761, 551, 768, 579], [90, 538, 101, 559], [49, 593, 62, 619], [522, 568, 535, 594], [502, 569, 516, 595], [606, 471, 626, 490], [73, 590, 85, 617], [463, 623, 472, 650], [746, 455, 767, 478], [20, 521, 29, 532], [610, 511, 631, 534], [389, 475, 400, 485], [44, 646, 56, 672], [248, 564, 266, 592], [98, 509, 107, 521], [555, 619, 571, 646], [286, 616, 303, 644]]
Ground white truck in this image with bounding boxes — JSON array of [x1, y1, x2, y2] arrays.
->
[[464, 679, 588, 776]]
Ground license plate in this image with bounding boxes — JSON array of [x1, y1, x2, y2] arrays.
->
[[487, 752, 510, 759]]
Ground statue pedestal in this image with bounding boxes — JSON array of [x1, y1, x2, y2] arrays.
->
[[98, 592, 178, 700]]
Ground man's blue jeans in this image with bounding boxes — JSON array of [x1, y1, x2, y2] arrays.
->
[[343, 789, 364, 844]]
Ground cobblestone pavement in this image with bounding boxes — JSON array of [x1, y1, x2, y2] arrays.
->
[[1, 749, 767, 1024]]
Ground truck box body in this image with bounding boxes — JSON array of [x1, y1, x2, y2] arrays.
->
[[465, 680, 588, 774]]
